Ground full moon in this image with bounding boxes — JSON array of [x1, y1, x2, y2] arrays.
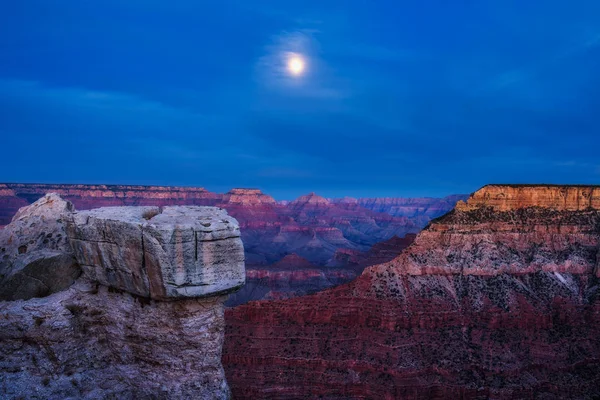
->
[[287, 55, 305, 76]]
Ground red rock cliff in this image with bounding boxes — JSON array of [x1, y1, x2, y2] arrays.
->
[[223, 184, 600, 399]]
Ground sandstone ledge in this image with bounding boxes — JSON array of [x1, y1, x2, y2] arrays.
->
[[67, 205, 245, 300]]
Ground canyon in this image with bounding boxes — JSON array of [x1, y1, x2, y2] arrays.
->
[[0, 184, 463, 303], [3, 184, 600, 399], [0, 195, 244, 399], [223, 184, 600, 399]]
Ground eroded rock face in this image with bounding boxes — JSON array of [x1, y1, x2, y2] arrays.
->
[[226, 235, 417, 307], [0, 183, 220, 213], [223, 185, 600, 399], [289, 192, 331, 209], [67, 206, 245, 300], [0, 193, 80, 300]]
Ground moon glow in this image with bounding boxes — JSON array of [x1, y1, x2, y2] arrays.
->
[[287, 54, 306, 76]]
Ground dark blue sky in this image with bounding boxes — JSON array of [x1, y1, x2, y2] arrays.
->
[[1, 1, 600, 199]]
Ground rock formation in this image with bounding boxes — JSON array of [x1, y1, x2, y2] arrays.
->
[[223, 184, 600, 399], [0, 196, 244, 399], [0, 186, 29, 228], [0, 184, 220, 215], [327, 234, 416, 271], [288, 192, 331, 210]]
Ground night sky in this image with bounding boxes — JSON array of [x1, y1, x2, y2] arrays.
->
[[1, 1, 600, 199]]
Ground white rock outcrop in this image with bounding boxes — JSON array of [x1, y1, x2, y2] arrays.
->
[[0, 196, 246, 399], [67, 205, 245, 299]]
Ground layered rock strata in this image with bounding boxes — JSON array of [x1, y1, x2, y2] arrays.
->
[[1, 196, 244, 399], [223, 184, 600, 399], [0, 185, 456, 264], [456, 184, 600, 211]]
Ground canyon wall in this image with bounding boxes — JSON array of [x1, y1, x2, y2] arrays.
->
[[223, 184, 600, 399], [0, 195, 244, 399]]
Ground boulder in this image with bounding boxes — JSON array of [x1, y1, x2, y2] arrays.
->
[[0, 193, 80, 301], [67, 205, 245, 300]]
